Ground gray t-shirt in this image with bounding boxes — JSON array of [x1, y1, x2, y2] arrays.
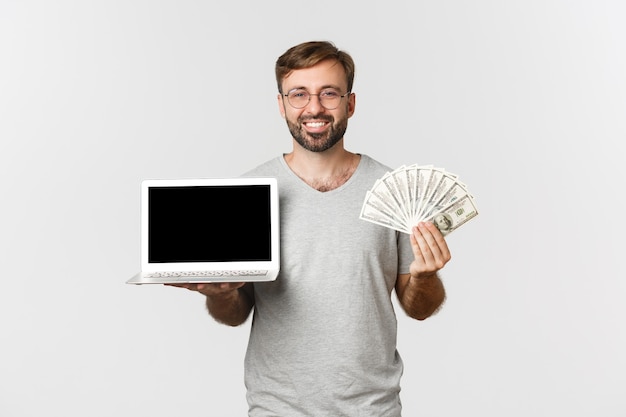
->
[[242, 154, 414, 416]]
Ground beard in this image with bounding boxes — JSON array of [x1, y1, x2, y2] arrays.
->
[[286, 113, 348, 153]]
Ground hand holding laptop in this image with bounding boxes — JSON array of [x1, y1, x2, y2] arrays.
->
[[165, 281, 247, 294]]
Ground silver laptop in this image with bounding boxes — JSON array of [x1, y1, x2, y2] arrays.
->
[[127, 177, 280, 284]]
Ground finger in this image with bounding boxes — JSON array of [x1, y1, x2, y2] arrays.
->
[[420, 222, 451, 262], [410, 226, 438, 278], [197, 282, 227, 295], [165, 283, 195, 290], [411, 225, 434, 263], [165, 282, 218, 295], [415, 223, 451, 272], [165, 281, 245, 297], [417, 223, 450, 262], [198, 282, 246, 296], [409, 227, 427, 261]]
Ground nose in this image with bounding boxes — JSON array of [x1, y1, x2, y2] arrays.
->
[[304, 94, 325, 113]]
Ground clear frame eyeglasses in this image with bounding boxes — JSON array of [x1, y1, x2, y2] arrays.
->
[[283, 88, 351, 110]]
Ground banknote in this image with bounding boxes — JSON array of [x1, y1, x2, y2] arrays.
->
[[360, 164, 478, 235], [360, 191, 408, 232], [424, 194, 478, 236]]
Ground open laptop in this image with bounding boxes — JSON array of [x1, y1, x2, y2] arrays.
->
[[127, 177, 280, 284]]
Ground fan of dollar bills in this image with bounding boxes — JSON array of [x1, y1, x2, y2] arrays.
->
[[359, 164, 478, 236]]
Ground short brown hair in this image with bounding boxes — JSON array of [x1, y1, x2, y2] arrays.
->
[[275, 41, 355, 94]]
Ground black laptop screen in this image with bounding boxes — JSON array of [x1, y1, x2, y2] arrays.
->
[[148, 185, 272, 263]]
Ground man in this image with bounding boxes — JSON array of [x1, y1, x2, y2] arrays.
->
[[173, 40, 451, 416]]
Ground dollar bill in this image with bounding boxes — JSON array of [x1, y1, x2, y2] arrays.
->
[[360, 193, 409, 233], [424, 194, 478, 236], [420, 180, 468, 221], [360, 164, 478, 236]]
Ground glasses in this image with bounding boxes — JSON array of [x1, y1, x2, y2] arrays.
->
[[283, 88, 351, 110]]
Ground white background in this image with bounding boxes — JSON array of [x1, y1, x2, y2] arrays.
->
[[1, 1, 624, 416]]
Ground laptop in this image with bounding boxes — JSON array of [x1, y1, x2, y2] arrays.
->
[[127, 177, 280, 284]]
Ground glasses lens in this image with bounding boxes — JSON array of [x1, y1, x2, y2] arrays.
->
[[287, 90, 309, 109], [318, 89, 341, 109]]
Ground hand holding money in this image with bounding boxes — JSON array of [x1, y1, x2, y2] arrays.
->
[[360, 164, 478, 236]]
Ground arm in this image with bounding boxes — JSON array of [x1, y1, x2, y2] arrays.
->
[[395, 222, 450, 320], [396, 272, 445, 320], [167, 282, 255, 326]]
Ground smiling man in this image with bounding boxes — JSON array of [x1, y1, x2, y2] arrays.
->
[[280, 59, 352, 153], [173, 40, 451, 416]]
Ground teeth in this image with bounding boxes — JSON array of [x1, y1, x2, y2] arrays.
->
[[306, 122, 326, 127]]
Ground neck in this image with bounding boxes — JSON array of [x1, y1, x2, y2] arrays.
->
[[284, 141, 360, 192]]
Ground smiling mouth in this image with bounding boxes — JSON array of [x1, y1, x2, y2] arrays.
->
[[304, 121, 328, 128]]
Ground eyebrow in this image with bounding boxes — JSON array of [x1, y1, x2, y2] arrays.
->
[[286, 84, 343, 93]]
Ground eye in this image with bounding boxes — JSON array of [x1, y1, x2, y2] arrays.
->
[[288, 90, 308, 99], [320, 89, 340, 98]]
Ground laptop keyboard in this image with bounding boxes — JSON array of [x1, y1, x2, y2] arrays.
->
[[145, 270, 268, 278]]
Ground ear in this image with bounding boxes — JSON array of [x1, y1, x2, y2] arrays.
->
[[277, 93, 286, 118], [347, 92, 356, 118]]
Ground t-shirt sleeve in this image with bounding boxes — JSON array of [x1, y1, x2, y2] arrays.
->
[[397, 232, 414, 275]]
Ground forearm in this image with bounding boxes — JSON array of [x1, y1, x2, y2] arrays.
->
[[396, 273, 446, 321], [205, 288, 254, 326]]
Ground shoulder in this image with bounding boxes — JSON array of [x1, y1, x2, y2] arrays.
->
[[241, 156, 283, 177], [357, 154, 394, 177]]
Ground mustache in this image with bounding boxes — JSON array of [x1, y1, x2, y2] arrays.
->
[[298, 114, 334, 123]]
